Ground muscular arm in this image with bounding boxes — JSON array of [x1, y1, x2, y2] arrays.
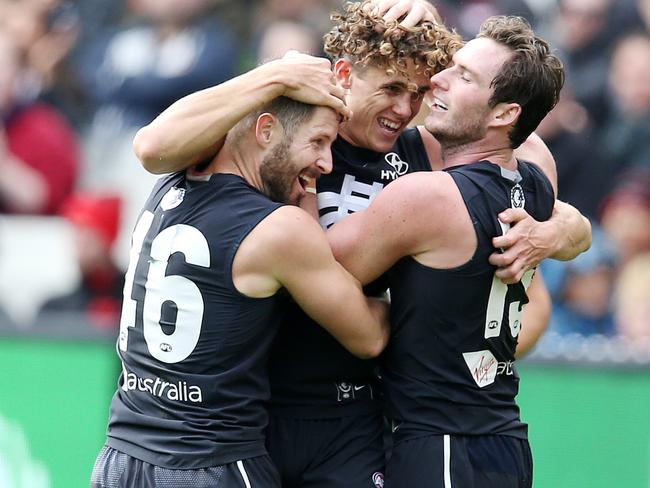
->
[[234, 206, 389, 359], [490, 201, 592, 283], [491, 135, 591, 282], [134, 53, 348, 174], [327, 172, 467, 285]]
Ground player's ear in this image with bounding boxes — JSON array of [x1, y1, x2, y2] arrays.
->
[[490, 102, 521, 129], [334, 58, 353, 89], [255, 113, 280, 147]]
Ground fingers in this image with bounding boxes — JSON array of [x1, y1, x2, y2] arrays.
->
[[492, 232, 515, 250], [383, 2, 410, 22], [498, 207, 530, 225], [399, 4, 436, 27], [370, 0, 437, 27], [366, 0, 394, 16], [488, 250, 514, 268], [328, 94, 352, 120], [494, 265, 524, 285]]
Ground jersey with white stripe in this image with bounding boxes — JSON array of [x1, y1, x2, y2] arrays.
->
[[383, 160, 554, 438], [268, 128, 431, 415]]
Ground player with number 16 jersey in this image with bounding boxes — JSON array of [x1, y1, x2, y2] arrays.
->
[[107, 171, 285, 471]]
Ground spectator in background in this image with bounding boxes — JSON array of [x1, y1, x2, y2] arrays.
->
[[542, 226, 618, 337], [76, 0, 239, 267], [256, 20, 322, 61], [613, 253, 650, 341], [78, 0, 238, 136], [438, 0, 536, 37], [598, 33, 650, 180], [250, 0, 339, 63], [600, 168, 650, 266], [38, 193, 123, 330], [0, 0, 86, 127], [0, 29, 78, 214], [535, 89, 609, 220], [547, 0, 631, 129]]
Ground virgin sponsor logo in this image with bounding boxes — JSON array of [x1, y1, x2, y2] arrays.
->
[[462, 350, 514, 388], [121, 365, 203, 403]]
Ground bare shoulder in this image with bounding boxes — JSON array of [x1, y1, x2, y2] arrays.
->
[[376, 170, 457, 206], [247, 205, 327, 258], [370, 171, 465, 242], [233, 206, 330, 296]]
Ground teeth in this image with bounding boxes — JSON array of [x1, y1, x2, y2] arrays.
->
[[379, 118, 400, 130], [432, 97, 448, 110]]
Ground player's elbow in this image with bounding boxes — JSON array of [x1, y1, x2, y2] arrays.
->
[[350, 335, 387, 359], [133, 126, 169, 175], [351, 342, 382, 359]]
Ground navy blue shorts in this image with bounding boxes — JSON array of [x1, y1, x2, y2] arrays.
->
[[266, 412, 385, 488], [386, 434, 532, 488], [90, 445, 280, 488]]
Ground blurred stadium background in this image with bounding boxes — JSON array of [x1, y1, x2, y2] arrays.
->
[[0, 0, 648, 486]]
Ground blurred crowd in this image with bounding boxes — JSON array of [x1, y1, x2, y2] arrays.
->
[[0, 0, 648, 350]]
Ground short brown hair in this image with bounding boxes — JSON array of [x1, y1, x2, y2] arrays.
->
[[323, 0, 462, 84], [229, 96, 317, 147], [478, 16, 564, 148]]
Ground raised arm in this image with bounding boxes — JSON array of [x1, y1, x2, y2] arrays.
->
[[234, 206, 389, 359], [134, 53, 348, 174]]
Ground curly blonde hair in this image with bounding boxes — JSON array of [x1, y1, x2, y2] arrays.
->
[[324, 1, 463, 81]]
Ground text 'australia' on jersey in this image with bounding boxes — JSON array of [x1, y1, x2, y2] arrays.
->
[[383, 160, 554, 439], [107, 172, 286, 469]]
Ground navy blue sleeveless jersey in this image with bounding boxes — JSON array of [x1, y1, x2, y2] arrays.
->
[[383, 160, 554, 439], [106, 172, 286, 469], [268, 128, 431, 416]]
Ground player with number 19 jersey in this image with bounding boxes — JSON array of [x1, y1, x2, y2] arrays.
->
[[107, 171, 286, 469]]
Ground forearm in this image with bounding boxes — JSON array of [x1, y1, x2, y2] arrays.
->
[[516, 272, 550, 359], [133, 64, 287, 174], [545, 200, 592, 261]]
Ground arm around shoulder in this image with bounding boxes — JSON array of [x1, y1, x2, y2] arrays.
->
[[261, 207, 390, 358], [134, 53, 348, 175]]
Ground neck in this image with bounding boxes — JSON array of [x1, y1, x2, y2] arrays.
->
[[440, 137, 517, 170], [205, 136, 264, 191]]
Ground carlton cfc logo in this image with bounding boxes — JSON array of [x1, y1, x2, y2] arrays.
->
[[510, 183, 525, 209]]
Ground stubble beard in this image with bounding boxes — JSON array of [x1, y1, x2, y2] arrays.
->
[[426, 112, 488, 159], [259, 139, 295, 204]]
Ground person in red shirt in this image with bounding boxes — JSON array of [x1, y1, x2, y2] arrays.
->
[[0, 30, 78, 215]]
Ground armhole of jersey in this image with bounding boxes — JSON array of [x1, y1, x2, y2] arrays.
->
[[400, 127, 432, 171], [224, 203, 286, 299], [443, 170, 488, 271], [517, 159, 555, 220]]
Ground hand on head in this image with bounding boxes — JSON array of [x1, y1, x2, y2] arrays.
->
[[277, 51, 351, 121], [365, 0, 440, 28]]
